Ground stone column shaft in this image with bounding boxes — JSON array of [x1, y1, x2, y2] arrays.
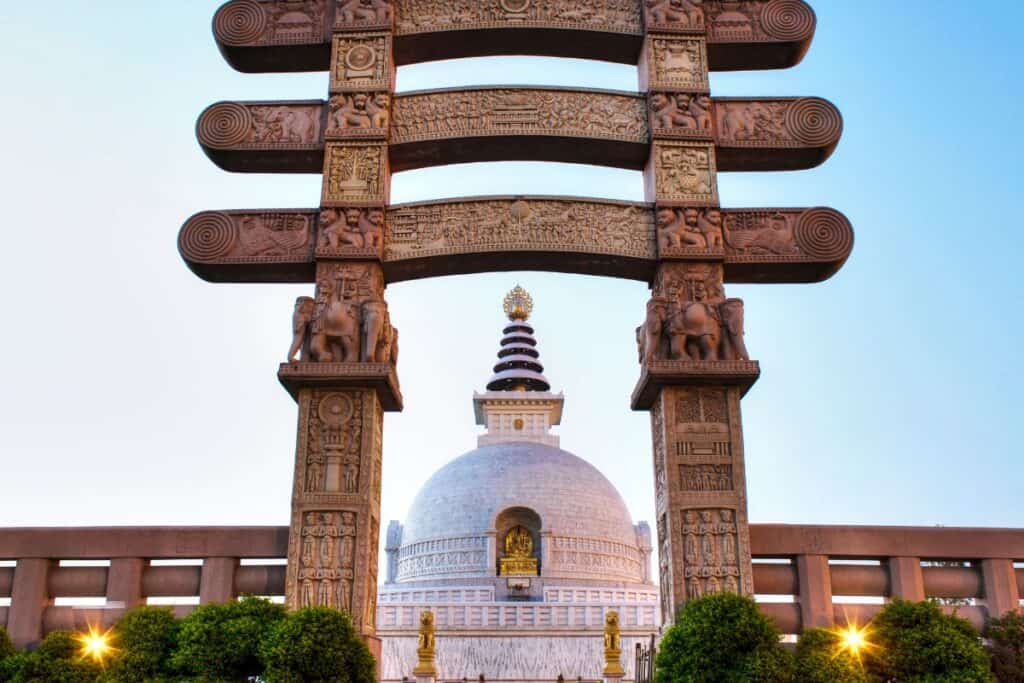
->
[[285, 384, 384, 640], [887, 556, 925, 602], [8, 558, 51, 649], [106, 557, 146, 609], [797, 554, 834, 629], [200, 557, 239, 604], [981, 558, 1021, 618]]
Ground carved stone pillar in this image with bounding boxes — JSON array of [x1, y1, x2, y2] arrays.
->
[[280, 261, 402, 661], [633, 262, 759, 626]]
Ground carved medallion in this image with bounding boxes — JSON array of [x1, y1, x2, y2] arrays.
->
[[330, 34, 392, 92]]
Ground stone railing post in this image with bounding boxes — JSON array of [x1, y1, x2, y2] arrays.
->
[[796, 554, 834, 629], [106, 557, 146, 609], [981, 558, 1021, 618], [8, 558, 52, 649], [200, 557, 239, 604], [887, 556, 925, 602]]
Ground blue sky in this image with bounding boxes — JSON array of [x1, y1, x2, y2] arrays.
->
[[0, 1, 1021, 544]]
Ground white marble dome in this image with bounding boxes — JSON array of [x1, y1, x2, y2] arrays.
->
[[392, 442, 648, 584]]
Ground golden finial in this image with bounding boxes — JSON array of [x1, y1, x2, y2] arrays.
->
[[503, 285, 534, 321]]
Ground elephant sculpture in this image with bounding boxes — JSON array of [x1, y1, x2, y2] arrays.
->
[[637, 297, 669, 364], [361, 299, 390, 363], [311, 287, 361, 363], [719, 298, 749, 361], [288, 296, 315, 362], [667, 301, 721, 361]]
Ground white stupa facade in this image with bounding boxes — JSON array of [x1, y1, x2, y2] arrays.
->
[[376, 287, 659, 682]]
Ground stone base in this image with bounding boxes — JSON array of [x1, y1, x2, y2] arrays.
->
[[631, 360, 759, 410], [278, 362, 403, 411]]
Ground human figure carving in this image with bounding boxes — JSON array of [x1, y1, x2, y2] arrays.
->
[[288, 296, 315, 362], [319, 209, 365, 249], [719, 299, 749, 361]]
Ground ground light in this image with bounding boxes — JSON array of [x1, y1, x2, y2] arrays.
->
[[833, 622, 875, 663], [76, 626, 116, 665]]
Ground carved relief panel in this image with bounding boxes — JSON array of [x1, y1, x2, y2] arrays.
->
[[385, 198, 656, 261], [704, 0, 816, 44], [301, 392, 365, 495], [198, 102, 323, 149], [322, 142, 389, 206], [393, 0, 643, 36], [680, 508, 744, 598], [390, 89, 648, 145], [327, 93, 391, 138], [294, 510, 358, 610], [648, 141, 718, 206], [316, 207, 385, 259], [716, 97, 841, 148], [643, 0, 706, 33], [649, 93, 713, 139], [330, 33, 393, 92], [335, 0, 394, 30], [644, 38, 709, 91], [214, 0, 327, 47], [179, 211, 315, 265]]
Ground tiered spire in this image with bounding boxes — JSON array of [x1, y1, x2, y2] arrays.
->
[[486, 286, 551, 392], [475, 287, 563, 448]]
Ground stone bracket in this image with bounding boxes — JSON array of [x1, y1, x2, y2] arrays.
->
[[278, 362, 403, 411], [631, 360, 760, 410]]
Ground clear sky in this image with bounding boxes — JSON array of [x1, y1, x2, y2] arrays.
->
[[0, 0, 1021, 560]]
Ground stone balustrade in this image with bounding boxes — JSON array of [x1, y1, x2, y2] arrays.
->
[[2, 524, 1021, 647]]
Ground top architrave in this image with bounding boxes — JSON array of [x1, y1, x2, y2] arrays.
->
[[212, 0, 815, 72]]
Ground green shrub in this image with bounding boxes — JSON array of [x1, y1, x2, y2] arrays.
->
[[865, 599, 992, 682], [654, 593, 793, 683], [11, 630, 101, 683], [101, 606, 179, 682], [987, 609, 1024, 682], [0, 628, 21, 683], [170, 596, 287, 681], [0, 627, 13, 662], [792, 628, 868, 683], [260, 607, 375, 683]]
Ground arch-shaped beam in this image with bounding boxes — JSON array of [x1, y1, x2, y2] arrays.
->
[[212, 0, 816, 72], [196, 92, 841, 173], [178, 199, 852, 284]]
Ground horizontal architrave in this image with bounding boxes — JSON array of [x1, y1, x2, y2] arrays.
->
[[211, 0, 815, 72], [196, 92, 841, 174], [178, 200, 853, 285]]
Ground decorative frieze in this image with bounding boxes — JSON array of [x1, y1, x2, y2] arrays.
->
[[330, 33, 393, 92], [393, 0, 643, 36], [322, 142, 389, 206], [648, 141, 718, 205]]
